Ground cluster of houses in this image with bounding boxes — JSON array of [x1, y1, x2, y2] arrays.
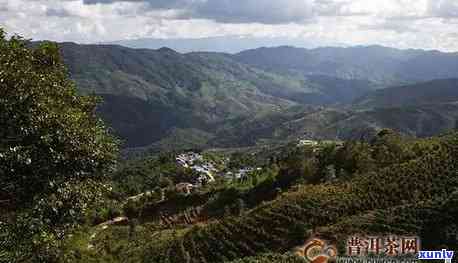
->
[[173, 140, 345, 195], [176, 152, 216, 183], [175, 152, 217, 194], [176, 152, 203, 168], [174, 152, 262, 195]]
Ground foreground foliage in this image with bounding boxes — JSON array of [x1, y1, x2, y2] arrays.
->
[[0, 29, 118, 262]]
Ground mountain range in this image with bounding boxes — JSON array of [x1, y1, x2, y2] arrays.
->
[[55, 43, 458, 151], [104, 36, 333, 54], [236, 45, 458, 86]]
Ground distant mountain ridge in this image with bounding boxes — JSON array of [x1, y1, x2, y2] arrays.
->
[[234, 45, 458, 86], [52, 42, 458, 150], [103, 36, 332, 53]]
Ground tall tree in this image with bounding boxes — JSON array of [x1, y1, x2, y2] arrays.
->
[[0, 29, 118, 207], [0, 29, 119, 262]]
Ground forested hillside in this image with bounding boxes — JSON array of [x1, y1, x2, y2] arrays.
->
[[58, 43, 342, 148], [53, 43, 458, 152]]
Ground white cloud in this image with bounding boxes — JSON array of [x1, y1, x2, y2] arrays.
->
[[1, 0, 458, 51], [428, 0, 458, 18]]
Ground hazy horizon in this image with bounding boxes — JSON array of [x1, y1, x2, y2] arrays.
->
[[33, 35, 455, 55], [101, 35, 458, 54]]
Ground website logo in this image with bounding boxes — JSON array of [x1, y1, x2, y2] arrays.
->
[[296, 237, 337, 263], [346, 235, 420, 257], [418, 249, 454, 263]]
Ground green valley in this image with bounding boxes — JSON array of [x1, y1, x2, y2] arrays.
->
[[2, 28, 458, 263]]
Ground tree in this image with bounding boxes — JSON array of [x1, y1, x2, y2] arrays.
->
[[0, 29, 119, 261], [335, 141, 375, 177], [0, 29, 118, 207], [371, 129, 414, 168]]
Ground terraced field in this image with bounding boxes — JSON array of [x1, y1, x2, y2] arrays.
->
[[142, 134, 458, 262]]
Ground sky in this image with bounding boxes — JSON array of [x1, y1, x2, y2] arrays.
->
[[1, 0, 458, 51]]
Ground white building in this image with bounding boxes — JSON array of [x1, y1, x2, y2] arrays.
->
[[297, 140, 318, 147]]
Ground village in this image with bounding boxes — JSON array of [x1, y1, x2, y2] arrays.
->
[[174, 152, 261, 195], [172, 139, 344, 195]]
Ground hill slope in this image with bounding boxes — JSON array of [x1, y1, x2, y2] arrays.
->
[[59, 43, 304, 147], [142, 133, 458, 262], [56, 43, 458, 150], [58, 43, 377, 148], [235, 46, 458, 86], [211, 77, 458, 146], [354, 78, 458, 109]]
